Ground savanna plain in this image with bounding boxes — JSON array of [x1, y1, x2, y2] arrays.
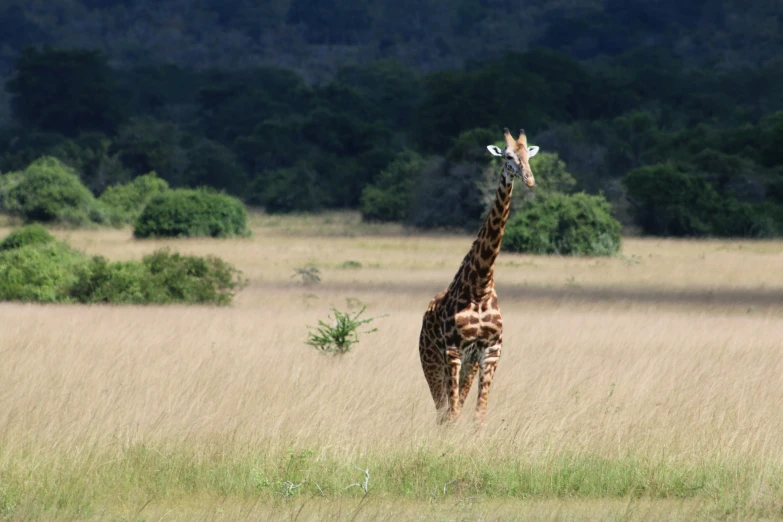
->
[[2, 212, 783, 521]]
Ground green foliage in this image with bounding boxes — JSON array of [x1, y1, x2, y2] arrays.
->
[[759, 111, 783, 168], [0, 241, 85, 302], [0, 223, 55, 251], [407, 158, 487, 229], [498, 150, 577, 217], [503, 193, 622, 256], [286, 0, 370, 44], [0, 230, 246, 305], [111, 117, 191, 184], [0, 12, 782, 227], [99, 172, 169, 219], [360, 150, 423, 222], [305, 306, 380, 355], [250, 164, 325, 214], [446, 128, 497, 163], [2, 157, 121, 226], [6, 47, 123, 135], [530, 152, 577, 195], [336, 60, 421, 128], [0, 169, 25, 212], [186, 140, 248, 195], [47, 133, 131, 193], [71, 249, 246, 305], [133, 188, 249, 238], [624, 163, 778, 237]]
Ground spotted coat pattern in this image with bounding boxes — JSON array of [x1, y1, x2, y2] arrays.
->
[[418, 128, 536, 424]]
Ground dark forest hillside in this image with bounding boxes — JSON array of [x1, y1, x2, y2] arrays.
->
[[0, 0, 782, 237], [2, 0, 782, 76]]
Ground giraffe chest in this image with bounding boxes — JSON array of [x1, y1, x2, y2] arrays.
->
[[449, 299, 503, 347]]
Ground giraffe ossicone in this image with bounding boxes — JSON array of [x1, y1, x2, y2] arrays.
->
[[419, 128, 540, 425]]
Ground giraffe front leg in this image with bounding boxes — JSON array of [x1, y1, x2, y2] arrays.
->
[[419, 342, 447, 413], [475, 343, 502, 424], [441, 348, 462, 424], [458, 361, 479, 409]]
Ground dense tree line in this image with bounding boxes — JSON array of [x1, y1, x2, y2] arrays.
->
[[1, 43, 782, 237], [1, 0, 781, 77]]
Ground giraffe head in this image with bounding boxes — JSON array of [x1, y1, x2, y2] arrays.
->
[[486, 128, 539, 188]]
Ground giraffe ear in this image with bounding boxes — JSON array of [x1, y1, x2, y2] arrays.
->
[[527, 146, 540, 158], [486, 145, 503, 156]]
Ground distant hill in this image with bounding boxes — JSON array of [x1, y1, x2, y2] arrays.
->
[[1, 0, 782, 79]]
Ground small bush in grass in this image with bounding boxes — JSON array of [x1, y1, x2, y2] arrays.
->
[[0, 229, 247, 305], [133, 188, 249, 238], [305, 306, 381, 355], [292, 266, 321, 285], [503, 192, 622, 256], [0, 224, 55, 251], [71, 249, 247, 305], [0, 242, 86, 302], [98, 172, 169, 220]]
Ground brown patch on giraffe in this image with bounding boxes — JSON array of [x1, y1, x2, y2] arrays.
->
[[480, 244, 494, 260], [455, 315, 472, 328], [458, 326, 480, 338]]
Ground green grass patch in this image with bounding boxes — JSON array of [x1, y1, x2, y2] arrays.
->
[[0, 443, 780, 520]]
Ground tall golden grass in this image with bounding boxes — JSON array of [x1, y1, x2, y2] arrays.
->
[[1, 213, 782, 520]]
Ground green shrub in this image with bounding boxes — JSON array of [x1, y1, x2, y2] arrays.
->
[[0, 171, 25, 212], [529, 152, 577, 195], [407, 158, 487, 229], [624, 163, 778, 237], [3, 157, 115, 226], [249, 164, 325, 214], [360, 150, 422, 222], [0, 223, 55, 251], [503, 192, 622, 256], [305, 306, 381, 355], [0, 230, 247, 305], [0, 242, 86, 302], [133, 188, 249, 238], [71, 249, 247, 305], [98, 172, 169, 219]]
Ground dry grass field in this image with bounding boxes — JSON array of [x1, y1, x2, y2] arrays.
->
[[1, 212, 783, 521]]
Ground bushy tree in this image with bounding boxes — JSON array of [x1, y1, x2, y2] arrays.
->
[[286, 0, 370, 44], [112, 117, 190, 183], [624, 163, 777, 237], [407, 158, 487, 229], [0, 231, 246, 305], [133, 188, 249, 238], [530, 152, 577, 195], [7, 47, 124, 135], [503, 192, 622, 256], [360, 150, 423, 222], [0, 239, 85, 302], [186, 140, 248, 195], [71, 249, 246, 306], [99, 172, 169, 219], [624, 163, 721, 236], [249, 164, 325, 213], [0, 223, 55, 251], [2, 157, 119, 226]]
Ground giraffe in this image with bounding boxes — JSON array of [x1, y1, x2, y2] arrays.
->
[[418, 128, 539, 424]]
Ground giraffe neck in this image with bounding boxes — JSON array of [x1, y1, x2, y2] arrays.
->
[[449, 162, 515, 300]]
